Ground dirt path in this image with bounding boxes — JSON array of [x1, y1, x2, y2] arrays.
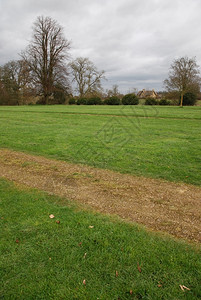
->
[[0, 149, 200, 243]]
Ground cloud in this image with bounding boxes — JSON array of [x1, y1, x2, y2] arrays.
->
[[1, 0, 201, 92]]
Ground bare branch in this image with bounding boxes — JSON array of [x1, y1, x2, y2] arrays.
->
[[164, 56, 201, 106], [70, 57, 105, 97], [21, 16, 71, 104]]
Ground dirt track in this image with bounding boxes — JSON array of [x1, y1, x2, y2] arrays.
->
[[0, 149, 200, 243]]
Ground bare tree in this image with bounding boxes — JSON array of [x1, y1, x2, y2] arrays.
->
[[106, 85, 121, 98], [164, 56, 201, 106], [21, 16, 71, 104], [70, 57, 105, 97], [0, 60, 33, 105]]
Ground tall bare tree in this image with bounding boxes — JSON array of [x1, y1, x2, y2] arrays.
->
[[164, 56, 200, 106], [21, 16, 71, 104], [70, 57, 105, 97]]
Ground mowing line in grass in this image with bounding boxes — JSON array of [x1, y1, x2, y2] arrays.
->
[[0, 105, 201, 119], [1, 108, 201, 121]]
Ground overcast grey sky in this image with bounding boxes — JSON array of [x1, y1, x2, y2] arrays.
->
[[0, 0, 201, 92]]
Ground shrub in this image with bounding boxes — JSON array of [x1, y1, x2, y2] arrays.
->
[[104, 96, 120, 105], [145, 97, 158, 105], [183, 92, 197, 106], [77, 98, 87, 105], [36, 97, 46, 105], [87, 97, 102, 105], [158, 99, 171, 105], [69, 98, 76, 105], [122, 94, 139, 105], [53, 88, 66, 104]]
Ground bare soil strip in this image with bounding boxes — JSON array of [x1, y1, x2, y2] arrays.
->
[[0, 149, 200, 243]]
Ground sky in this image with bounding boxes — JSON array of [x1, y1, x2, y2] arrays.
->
[[0, 0, 201, 93]]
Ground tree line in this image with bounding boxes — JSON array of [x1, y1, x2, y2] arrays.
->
[[0, 16, 200, 106], [0, 16, 105, 106]]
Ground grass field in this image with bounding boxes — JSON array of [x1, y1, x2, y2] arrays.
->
[[0, 105, 200, 185], [1, 104, 201, 119], [1, 178, 200, 299]]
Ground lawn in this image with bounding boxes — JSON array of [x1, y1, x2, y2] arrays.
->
[[0, 178, 200, 299], [0, 105, 200, 185], [1, 104, 201, 119]]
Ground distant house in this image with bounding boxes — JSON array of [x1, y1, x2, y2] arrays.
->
[[137, 89, 158, 99]]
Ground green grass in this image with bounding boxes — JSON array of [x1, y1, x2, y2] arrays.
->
[[0, 178, 200, 299], [1, 104, 201, 119], [0, 105, 201, 186]]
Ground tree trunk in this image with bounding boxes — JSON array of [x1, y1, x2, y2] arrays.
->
[[43, 93, 49, 105], [180, 92, 184, 107]]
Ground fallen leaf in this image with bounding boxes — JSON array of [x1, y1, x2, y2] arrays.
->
[[83, 253, 87, 258], [180, 285, 190, 291], [137, 262, 142, 273], [15, 239, 20, 243], [158, 284, 162, 288], [183, 285, 190, 291], [83, 279, 86, 285], [89, 225, 94, 229], [129, 290, 133, 295], [49, 214, 55, 219], [115, 271, 119, 277], [49, 257, 51, 260], [78, 242, 82, 246], [56, 220, 60, 224]]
